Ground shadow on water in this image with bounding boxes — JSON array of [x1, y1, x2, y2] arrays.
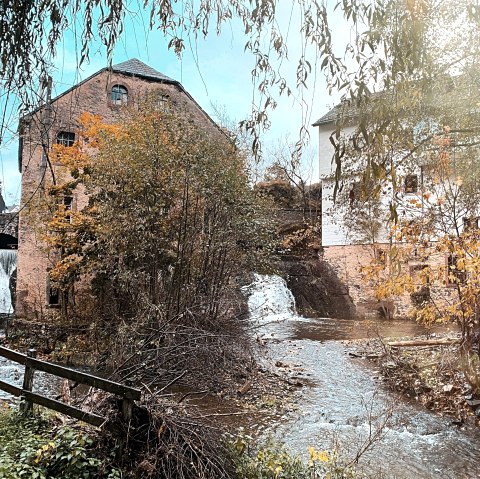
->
[[246, 274, 480, 479]]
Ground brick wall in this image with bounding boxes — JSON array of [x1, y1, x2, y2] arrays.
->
[[323, 243, 459, 319], [16, 70, 222, 319]]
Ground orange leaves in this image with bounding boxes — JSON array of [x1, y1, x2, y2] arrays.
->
[[51, 142, 89, 170], [48, 254, 82, 285], [78, 112, 123, 147]]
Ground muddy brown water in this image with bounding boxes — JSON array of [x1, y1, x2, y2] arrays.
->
[[246, 274, 480, 479]]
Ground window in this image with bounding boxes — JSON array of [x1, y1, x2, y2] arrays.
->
[[48, 285, 59, 306], [63, 196, 73, 223], [111, 84, 128, 105], [463, 217, 479, 231], [405, 174, 418, 194], [446, 254, 466, 286], [349, 182, 361, 206], [156, 94, 170, 112], [56, 131, 75, 147]]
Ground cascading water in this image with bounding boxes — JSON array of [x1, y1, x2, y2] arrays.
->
[[246, 274, 480, 479], [247, 274, 296, 323], [0, 249, 15, 314]]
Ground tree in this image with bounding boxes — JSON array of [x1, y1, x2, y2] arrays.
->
[[42, 101, 272, 384], [311, 1, 480, 393], [10, 1, 478, 158]]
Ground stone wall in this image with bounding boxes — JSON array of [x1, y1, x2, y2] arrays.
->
[[323, 243, 459, 319], [282, 255, 356, 319], [0, 213, 18, 239]]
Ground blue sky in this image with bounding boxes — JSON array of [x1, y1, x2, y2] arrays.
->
[[1, 3, 348, 206]]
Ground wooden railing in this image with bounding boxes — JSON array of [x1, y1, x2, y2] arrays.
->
[[0, 346, 141, 428]]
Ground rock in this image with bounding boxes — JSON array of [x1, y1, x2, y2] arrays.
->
[[348, 351, 362, 358], [443, 384, 454, 393], [281, 257, 356, 319], [383, 361, 397, 369], [466, 399, 480, 407]]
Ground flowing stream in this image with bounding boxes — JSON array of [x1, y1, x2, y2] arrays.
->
[[246, 274, 480, 479]]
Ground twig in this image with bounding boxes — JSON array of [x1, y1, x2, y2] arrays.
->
[[157, 370, 187, 393], [178, 389, 209, 404]]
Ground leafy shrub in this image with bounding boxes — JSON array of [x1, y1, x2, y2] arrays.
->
[[0, 405, 119, 479], [231, 431, 356, 479]]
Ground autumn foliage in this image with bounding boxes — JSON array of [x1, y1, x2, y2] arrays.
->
[[42, 102, 271, 384]]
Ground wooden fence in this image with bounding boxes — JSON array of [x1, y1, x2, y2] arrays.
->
[[0, 346, 141, 428]]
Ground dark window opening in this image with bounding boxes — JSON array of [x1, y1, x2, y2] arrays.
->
[[349, 182, 361, 206], [463, 217, 479, 231], [63, 196, 73, 223], [48, 286, 59, 306], [56, 131, 75, 147], [156, 94, 170, 112], [111, 84, 128, 105], [405, 174, 418, 193]]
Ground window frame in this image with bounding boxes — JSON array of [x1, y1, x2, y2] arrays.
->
[[404, 174, 419, 194], [446, 254, 466, 287], [56, 131, 76, 147], [156, 94, 170, 112], [110, 84, 129, 106]]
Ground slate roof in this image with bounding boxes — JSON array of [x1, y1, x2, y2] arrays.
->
[[111, 58, 176, 83], [313, 102, 362, 126], [313, 92, 386, 126]]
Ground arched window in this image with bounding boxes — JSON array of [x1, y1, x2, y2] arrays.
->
[[56, 131, 75, 147], [111, 84, 128, 105], [156, 94, 170, 112]]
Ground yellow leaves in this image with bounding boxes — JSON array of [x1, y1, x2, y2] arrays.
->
[[48, 255, 82, 287], [78, 112, 123, 147], [34, 441, 56, 464], [422, 191, 432, 202], [407, 197, 422, 208], [307, 446, 330, 464]]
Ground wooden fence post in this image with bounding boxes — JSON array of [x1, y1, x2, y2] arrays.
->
[[118, 380, 135, 459], [20, 348, 36, 414], [121, 379, 134, 424]]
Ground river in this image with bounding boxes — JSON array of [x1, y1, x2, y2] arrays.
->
[[246, 274, 480, 479]]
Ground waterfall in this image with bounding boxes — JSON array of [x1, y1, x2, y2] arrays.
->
[[246, 274, 297, 324], [0, 249, 16, 314]]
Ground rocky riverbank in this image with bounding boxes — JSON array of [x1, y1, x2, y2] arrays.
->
[[347, 333, 480, 426]]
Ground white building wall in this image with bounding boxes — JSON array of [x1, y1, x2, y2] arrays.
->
[[318, 124, 356, 246]]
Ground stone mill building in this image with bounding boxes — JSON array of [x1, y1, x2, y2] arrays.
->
[[16, 59, 220, 318]]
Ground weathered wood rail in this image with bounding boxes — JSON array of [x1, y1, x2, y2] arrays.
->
[[0, 346, 141, 427]]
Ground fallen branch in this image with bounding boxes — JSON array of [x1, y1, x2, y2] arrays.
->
[[387, 338, 459, 347], [192, 412, 249, 419]]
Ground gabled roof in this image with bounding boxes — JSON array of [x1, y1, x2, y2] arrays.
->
[[313, 92, 385, 127], [47, 58, 179, 108], [313, 102, 361, 126], [20, 59, 179, 122], [111, 58, 175, 83], [18, 59, 227, 172]]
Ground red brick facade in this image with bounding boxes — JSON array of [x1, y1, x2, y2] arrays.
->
[[16, 61, 220, 319]]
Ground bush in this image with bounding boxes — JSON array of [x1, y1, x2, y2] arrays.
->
[[0, 405, 119, 479], [230, 431, 356, 479]]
